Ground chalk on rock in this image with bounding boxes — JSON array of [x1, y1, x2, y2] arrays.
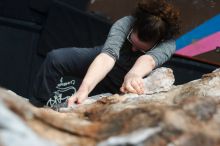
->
[[144, 67, 175, 94]]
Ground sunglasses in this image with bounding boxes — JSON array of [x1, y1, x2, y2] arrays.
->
[[127, 29, 159, 53]]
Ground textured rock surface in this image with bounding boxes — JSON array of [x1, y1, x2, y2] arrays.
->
[[1, 67, 220, 146], [143, 67, 175, 94]]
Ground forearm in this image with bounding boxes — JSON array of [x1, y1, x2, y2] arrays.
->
[[120, 55, 155, 94], [126, 55, 156, 78], [78, 53, 115, 93]]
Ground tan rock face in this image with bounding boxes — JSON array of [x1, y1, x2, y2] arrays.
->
[[1, 67, 220, 146], [143, 67, 175, 94]]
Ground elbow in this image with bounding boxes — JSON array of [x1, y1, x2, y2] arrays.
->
[[99, 53, 116, 66], [143, 55, 156, 69]]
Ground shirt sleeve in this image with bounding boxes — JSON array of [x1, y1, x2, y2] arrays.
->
[[145, 39, 176, 67], [101, 16, 135, 61]]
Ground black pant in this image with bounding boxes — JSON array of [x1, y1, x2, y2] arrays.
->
[[31, 46, 115, 107]]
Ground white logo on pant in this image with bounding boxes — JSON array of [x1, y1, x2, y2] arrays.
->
[[46, 77, 76, 107]]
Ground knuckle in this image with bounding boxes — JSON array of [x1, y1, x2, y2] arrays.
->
[[130, 80, 135, 85], [125, 83, 130, 88]]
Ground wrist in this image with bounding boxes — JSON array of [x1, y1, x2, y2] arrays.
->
[[125, 72, 141, 79]]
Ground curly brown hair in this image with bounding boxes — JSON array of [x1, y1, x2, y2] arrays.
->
[[132, 0, 181, 42]]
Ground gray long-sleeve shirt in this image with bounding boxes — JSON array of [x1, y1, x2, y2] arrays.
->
[[101, 16, 176, 67]]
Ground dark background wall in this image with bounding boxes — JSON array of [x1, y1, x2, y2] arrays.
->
[[0, 0, 219, 98], [0, 0, 111, 97]]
